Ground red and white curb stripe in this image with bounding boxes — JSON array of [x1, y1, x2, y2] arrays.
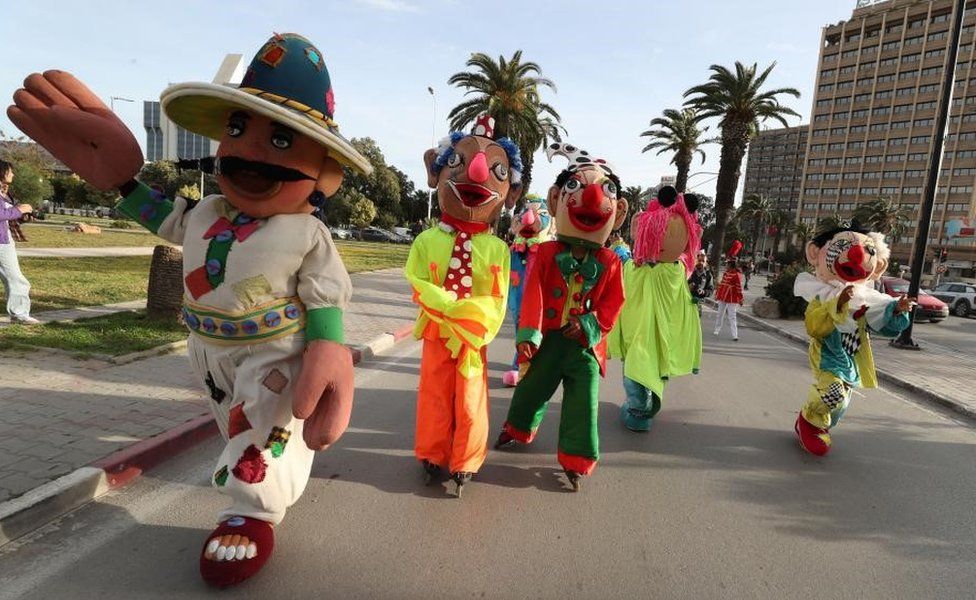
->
[[0, 323, 415, 546]]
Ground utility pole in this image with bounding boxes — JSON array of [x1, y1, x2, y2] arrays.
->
[[427, 86, 436, 221], [892, 0, 965, 350]]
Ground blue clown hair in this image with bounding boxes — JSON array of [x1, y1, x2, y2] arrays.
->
[[431, 132, 523, 186]]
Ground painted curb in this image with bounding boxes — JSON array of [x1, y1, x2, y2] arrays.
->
[[0, 322, 416, 547], [716, 300, 976, 424]]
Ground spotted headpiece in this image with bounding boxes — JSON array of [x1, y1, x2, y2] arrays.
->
[[545, 142, 617, 175]]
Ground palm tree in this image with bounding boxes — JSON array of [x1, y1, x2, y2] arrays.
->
[[853, 197, 912, 244], [793, 221, 815, 254], [639, 108, 713, 192], [768, 209, 793, 255], [447, 51, 563, 200], [736, 194, 774, 257], [684, 61, 800, 270], [619, 185, 646, 240]]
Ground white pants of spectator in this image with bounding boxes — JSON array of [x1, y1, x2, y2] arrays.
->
[[0, 240, 31, 319], [713, 301, 739, 339], [187, 333, 315, 525]]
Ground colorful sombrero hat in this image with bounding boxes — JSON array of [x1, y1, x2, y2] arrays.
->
[[161, 33, 372, 175]]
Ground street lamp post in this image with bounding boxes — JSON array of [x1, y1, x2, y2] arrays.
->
[[892, 0, 965, 350], [109, 96, 134, 112], [685, 171, 720, 191], [427, 86, 436, 221]]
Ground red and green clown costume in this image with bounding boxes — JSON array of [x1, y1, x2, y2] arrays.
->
[[498, 143, 627, 485]]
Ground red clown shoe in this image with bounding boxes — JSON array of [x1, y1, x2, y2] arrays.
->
[[199, 516, 275, 587], [794, 412, 831, 456]]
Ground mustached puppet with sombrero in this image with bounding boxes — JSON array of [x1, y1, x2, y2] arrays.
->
[[9, 33, 371, 587]]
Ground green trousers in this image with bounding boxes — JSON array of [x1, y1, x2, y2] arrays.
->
[[506, 332, 601, 466]]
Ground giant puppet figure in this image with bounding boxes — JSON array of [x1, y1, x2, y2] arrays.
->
[[503, 193, 555, 387], [495, 142, 627, 492], [9, 34, 369, 587], [607, 186, 703, 432], [406, 115, 520, 497], [793, 221, 913, 456]]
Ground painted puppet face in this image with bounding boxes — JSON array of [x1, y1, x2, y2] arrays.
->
[[214, 110, 342, 219], [547, 166, 627, 246], [511, 197, 553, 240], [424, 135, 519, 224], [806, 230, 889, 284]]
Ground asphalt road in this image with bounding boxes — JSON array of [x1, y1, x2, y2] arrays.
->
[[2, 309, 975, 599], [910, 311, 975, 354]]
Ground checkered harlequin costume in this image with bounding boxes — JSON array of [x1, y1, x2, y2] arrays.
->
[[118, 188, 351, 524], [793, 272, 909, 431]]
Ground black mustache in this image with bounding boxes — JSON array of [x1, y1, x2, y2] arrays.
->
[[176, 156, 315, 182]]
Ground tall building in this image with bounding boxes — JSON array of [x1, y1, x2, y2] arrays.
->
[[743, 125, 810, 213], [143, 53, 245, 162], [798, 0, 976, 279]]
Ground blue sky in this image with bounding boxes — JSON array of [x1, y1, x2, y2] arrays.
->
[[2, 0, 857, 201]]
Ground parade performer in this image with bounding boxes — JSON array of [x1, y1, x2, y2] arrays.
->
[[504, 193, 554, 387], [793, 221, 913, 456], [714, 241, 745, 340], [495, 142, 627, 491], [406, 115, 519, 497], [607, 186, 702, 432], [9, 34, 370, 587]]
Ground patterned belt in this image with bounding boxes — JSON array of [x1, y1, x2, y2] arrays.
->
[[182, 296, 305, 344]]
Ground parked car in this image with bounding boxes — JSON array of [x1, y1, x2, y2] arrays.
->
[[877, 277, 949, 323], [357, 226, 399, 243], [392, 227, 414, 242], [930, 282, 976, 317], [328, 226, 352, 240]]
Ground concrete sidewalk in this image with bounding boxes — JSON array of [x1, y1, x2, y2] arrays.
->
[[17, 247, 158, 258], [0, 268, 415, 510], [732, 271, 976, 419]]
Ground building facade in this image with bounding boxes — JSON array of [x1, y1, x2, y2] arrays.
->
[[798, 0, 976, 279], [743, 125, 809, 214], [143, 53, 245, 163]]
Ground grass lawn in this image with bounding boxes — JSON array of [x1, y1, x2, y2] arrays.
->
[[18, 256, 152, 313], [18, 224, 163, 248], [0, 310, 186, 356], [335, 240, 409, 273], [5, 242, 406, 314]]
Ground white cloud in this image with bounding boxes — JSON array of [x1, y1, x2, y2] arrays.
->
[[356, 0, 419, 12]]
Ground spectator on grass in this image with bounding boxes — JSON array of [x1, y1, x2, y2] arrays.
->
[[0, 160, 39, 324]]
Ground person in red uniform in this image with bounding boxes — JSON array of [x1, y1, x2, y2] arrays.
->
[[714, 241, 744, 341], [494, 142, 627, 492]]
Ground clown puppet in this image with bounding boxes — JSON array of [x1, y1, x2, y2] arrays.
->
[[607, 185, 703, 432], [793, 221, 913, 456], [9, 34, 369, 587], [503, 193, 555, 387], [494, 142, 627, 492], [405, 115, 520, 497]]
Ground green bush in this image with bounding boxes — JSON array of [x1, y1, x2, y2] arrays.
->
[[110, 220, 134, 230], [765, 263, 813, 317]]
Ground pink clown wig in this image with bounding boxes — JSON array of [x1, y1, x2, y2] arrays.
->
[[632, 193, 702, 275]]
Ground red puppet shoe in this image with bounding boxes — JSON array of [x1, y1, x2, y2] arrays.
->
[[794, 413, 832, 456], [199, 516, 275, 587]]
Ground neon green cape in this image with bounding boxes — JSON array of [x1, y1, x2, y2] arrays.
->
[[608, 261, 702, 397]]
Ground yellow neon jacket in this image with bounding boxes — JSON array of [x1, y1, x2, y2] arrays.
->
[[405, 225, 510, 377]]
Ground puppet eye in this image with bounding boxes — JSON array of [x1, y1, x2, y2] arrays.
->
[[492, 162, 509, 180], [564, 179, 581, 192], [447, 153, 462, 168], [226, 117, 246, 137], [603, 181, 618, 198], [271, 130, 293, 149], [865, 245, 876, 256]]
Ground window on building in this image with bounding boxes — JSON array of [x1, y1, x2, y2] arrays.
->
[[846, 157, 862, 165], [843, 172, 860, 180], [848, 140, 865, 149], [914, 118, 934, 127], [865, 155, 883, 163], [877, 74, 896, 83], [902, 53, 921, 63], [909, 152, 928, 160], [928, 31, 948, 42], [833, 111, 850, 120], [851, 109, 869, 118], [842, 188, 858, 196], [917, 101, 937, 110], [819, 83, 835, 92], [860, 187, 879, 194], [904, 169, 925, 178], [950, 185, 974, 193], [837, 80, 855, 89], [825, 173, 841, 180], [823, 54, 838, 63], [817, 99, 832, 108], [921, 66, 942, 77], [831, 126, 847, 135], [821, 68, 836, 78], [918, 83, 939, 93], [925, 48, 946, 59], [881, 186, 898, 194], [835, 96, 852, 105], [896, 87, 916, 97], [863, 171, 881, 178], [850, 124, 868, 133], [814, 114, 830, 122], [811, 144, 826, 152], [873, 106, 891, 116], [910, 135, 931, 145], [931, 12, 950, 24], [891, 120, 911, 129], [826, 157, 843, 166], [883, 40, 901, 51], [842, 49, 858, 58], [875, 89, 894, 99], [870, 123, 888, 132], [899, 69, 919, 80], [903, 186, 923, 193], [840, 65, 857, 75], [880, 57, 899, 67], [904, 35, 923, 46], [854, 92, 872, 102], [857, 77, 873, 87], [887, 153, 905, 162], [812, 128, 828, 137]]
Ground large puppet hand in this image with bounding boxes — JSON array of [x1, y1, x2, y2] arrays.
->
[[292, 340, 354, 450], [517, 341, 537, 362], [8, 71, 143, 191], [895, 294, 917, 315], [837, 285, 855, 312]]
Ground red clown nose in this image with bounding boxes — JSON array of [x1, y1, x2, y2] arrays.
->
[[467, 152, 489, 183], [582, 183, 603, 208], [846, 243, 864, 265]]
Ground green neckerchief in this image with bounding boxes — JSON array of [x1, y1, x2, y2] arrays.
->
[[555, 244, 604, 295]]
